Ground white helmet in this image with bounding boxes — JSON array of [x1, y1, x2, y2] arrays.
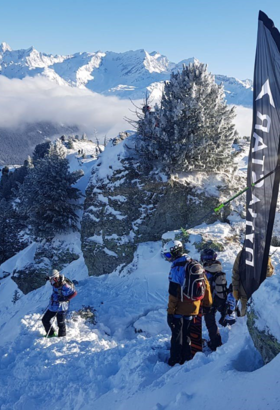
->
[[49, 269, 60, 280], [163, 240, 183, 259]]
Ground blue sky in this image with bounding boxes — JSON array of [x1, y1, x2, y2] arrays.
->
[[0, 0, 280, 79]]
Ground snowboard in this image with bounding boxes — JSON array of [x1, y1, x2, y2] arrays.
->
[[190, 312, 203, 357]]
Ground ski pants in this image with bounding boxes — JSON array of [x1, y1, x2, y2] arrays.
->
[[167, 314, 193, 366], [204, 303, 225, 348], [42, 309, 67, 337]]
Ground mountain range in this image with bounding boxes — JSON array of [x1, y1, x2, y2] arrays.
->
[[0, 42, 253, 106]]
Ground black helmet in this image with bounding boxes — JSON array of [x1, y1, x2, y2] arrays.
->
[[200, 248, 217, 263]]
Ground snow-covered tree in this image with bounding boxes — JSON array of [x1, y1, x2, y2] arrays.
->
[[33, 141, 52, 162], [0, 199, 27, 264], [137, 62, 237, 172], [18, 140, 83, 239]]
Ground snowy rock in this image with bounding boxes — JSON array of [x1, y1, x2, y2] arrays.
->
[[11, 240, 80, 294], [247, 272, 280, 364], [81, 135, 232, 276]]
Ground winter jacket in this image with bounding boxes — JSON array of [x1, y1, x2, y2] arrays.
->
[[48, 279, 77, 312], [232, 250, 274, 297], [167, 255, 212, 316]]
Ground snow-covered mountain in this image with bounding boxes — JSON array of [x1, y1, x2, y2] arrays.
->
[[0, 42, 253, 106]]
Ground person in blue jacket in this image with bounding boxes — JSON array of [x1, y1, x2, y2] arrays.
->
[[42, 269, 77, 338]]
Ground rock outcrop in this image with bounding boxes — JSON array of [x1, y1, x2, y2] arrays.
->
[[247, 273, 280, 364], [11, 240, 80, 294], [81, 135, 233, 276]]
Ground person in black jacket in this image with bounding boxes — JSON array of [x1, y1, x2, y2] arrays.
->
[[201, 248, 227, 351]]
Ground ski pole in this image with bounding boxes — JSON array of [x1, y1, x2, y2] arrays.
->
[[40, 306, 49, 320], [46, 312, 58, 338]]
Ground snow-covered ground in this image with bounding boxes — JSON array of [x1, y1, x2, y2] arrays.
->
[[1, 123, 280, 410], [1, 223, 280, 410]]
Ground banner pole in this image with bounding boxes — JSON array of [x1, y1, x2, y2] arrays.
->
[[186, 166, 280, 229]]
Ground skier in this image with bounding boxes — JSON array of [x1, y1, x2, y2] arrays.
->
[[164, 240, 212, 366], [42, 269, 77, 338], [232, 249, 274, 316], [200, 248, 227, 351]]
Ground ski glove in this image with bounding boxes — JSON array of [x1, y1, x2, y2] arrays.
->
[[58, 296, 68, 302]]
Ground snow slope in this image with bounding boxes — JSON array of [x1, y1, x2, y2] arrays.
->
[[0, 42, 253, 106], [1, 223, 280, 410], [1, 137, 280, 410]]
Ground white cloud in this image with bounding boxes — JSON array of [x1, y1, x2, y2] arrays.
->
[[233, 105, 253, 137], [0, 76, 138, 139], [0, 76, 253, 144]]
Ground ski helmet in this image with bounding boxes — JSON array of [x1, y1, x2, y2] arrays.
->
[[200, 248, 217, 263], [163, 240, 183, 259], [49, 269, 60, 280]]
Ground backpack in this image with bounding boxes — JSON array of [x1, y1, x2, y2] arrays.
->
[[212, 271, 227, 300], [59, 275, 77, 293], [182, 260, 206, 301]]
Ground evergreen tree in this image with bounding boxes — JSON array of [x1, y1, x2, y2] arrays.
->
[[32, 141, 52, 162], [12, 290, 21, 304], [18, 140, 83, 239], [0, 199, 27, 264], [137, 62, 237, 172]]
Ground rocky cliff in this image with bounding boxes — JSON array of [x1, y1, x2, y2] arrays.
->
[[247, 270, 280, 364], [81, 134, 233, 276]]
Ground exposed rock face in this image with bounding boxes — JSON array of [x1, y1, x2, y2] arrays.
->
[[247, 274, 280, 364], [81, 137, 232, 276], [11, 240, 80, 294], [247, 306, 280, 364]]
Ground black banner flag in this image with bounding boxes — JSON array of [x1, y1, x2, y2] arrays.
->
[[241, 11, 280, 298]]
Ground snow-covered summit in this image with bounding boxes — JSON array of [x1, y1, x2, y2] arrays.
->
[[0, 42, 12, 52], [0, 43, 253, 106]]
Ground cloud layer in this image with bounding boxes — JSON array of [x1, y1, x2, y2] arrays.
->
[[0, 76, 252, 143], [233, 105, 253, 137], [0, 76, 138, 139]]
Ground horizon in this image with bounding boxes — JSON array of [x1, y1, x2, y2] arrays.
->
[[1, 1, 280, 80]]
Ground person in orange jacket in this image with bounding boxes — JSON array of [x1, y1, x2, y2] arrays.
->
[[164, 240, 212, 366]]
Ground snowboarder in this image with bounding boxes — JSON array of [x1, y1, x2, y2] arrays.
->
[[200, 248, 227, 351], [164, 240, 212, 366], [232, 249, 274, 316], [42, 269, 77, 338]]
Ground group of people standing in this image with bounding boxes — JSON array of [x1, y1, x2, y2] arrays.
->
[[164, 240, 273, 367]]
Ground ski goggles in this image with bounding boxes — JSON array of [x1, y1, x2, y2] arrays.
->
[[202, 254, 217, 261], [49, 277, 59, 285], [163, 252, 172, 259]]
